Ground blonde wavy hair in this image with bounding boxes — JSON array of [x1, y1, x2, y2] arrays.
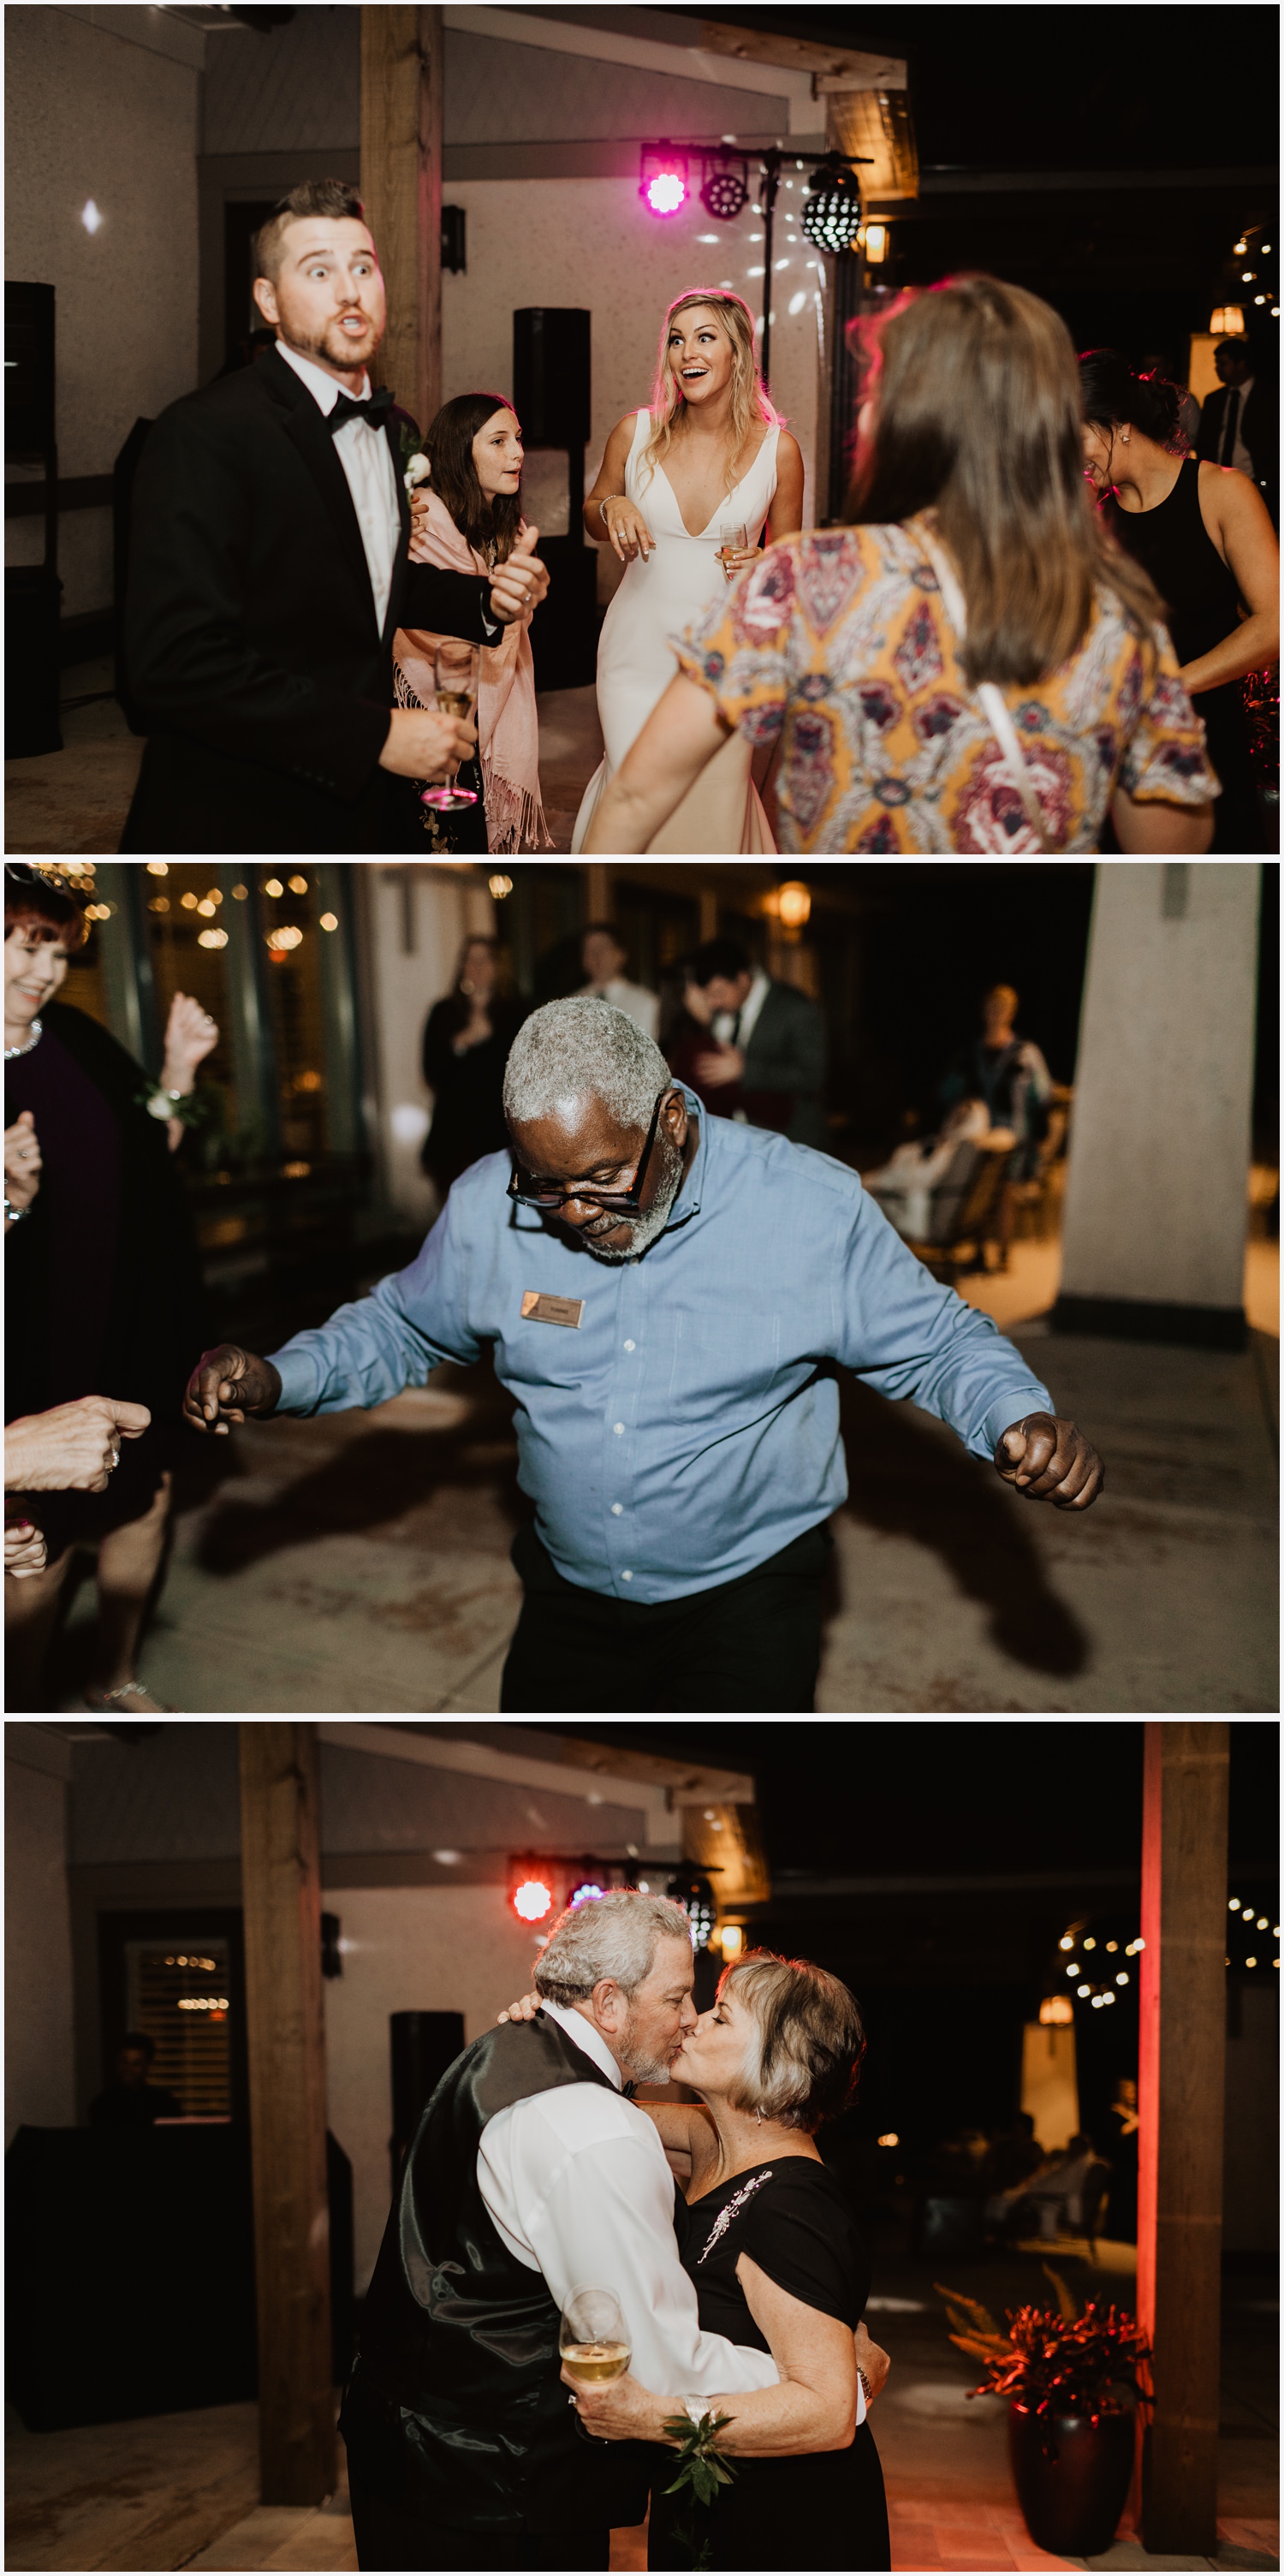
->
[[638, 289, 781, 498]]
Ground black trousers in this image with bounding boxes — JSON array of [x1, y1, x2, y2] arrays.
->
[[348, 2468, 609, 2571], [499, 1520, 832, 1713]]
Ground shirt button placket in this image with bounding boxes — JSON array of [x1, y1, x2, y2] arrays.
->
[[607, 1269, 641, 1595]]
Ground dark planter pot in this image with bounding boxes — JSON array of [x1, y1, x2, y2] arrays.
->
[[1008, 2400, 1137, 2557]]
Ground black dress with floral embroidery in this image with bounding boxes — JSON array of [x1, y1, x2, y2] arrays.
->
[[648, 2157, 890, 2573]]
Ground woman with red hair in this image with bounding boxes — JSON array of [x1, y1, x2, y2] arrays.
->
[[3, 867, 214, 1710]]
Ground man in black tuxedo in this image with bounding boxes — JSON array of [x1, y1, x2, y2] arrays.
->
[[686, 936, 827, 1148], [121, 179, 550, 853], [1196, 337, 1279, 523]]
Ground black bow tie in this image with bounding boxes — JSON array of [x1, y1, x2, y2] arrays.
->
[[327, 385, 395, 436]]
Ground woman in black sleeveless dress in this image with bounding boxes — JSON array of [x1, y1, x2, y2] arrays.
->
[[562, 1953, 891, 2573], [1079, 350, 1280, 851]]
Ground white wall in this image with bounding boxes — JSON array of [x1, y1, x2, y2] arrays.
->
[[4, 6, 200, 616], [5, 1730, 75, 2143], [442, 178, 823, 604], [1059, 864, 1261, 1312], [324, 1882, 554, 2289], [360, 863, 496, 1229]]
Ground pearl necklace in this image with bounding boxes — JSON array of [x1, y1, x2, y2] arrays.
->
[[3, 1016, 43, 1062]]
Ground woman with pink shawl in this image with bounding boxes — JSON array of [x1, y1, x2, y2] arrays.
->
[[395, 394, 552, 854]]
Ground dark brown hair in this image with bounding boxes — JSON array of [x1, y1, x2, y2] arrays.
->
[[4, 866, 86, 949], [253, 179, 367, 285], [425, 395, 523, 564], [1077, 348, 1184, 449], [847, 274, 1165, 685], [721, 1949, 865, 2133]]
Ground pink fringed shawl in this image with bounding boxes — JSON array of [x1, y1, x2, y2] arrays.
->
[[395, 490, 551, 854]]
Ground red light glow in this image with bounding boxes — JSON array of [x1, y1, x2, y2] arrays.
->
[[513, 1877, 554, 1922]]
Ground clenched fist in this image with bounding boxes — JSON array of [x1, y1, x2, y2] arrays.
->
[[995, 1413, 1103, 1510], [182, 1344, 282, 1434]]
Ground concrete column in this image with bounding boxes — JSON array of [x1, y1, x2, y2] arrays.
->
[[1055, 864, 1260, 1347], [360, 5, 442, 431], [1136, 1722, 1229, 2554]]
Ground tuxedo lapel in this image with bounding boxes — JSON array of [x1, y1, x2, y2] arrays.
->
[[259, 348, 378, 632], [384, 412, 414, 643]]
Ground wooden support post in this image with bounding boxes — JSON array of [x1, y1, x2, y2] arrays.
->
[[240, 1723, 335, 2505], [360, 4, 443, 432], [1136, 1722, 1229, 2554]]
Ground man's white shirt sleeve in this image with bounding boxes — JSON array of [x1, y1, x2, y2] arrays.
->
[[479, 2085, 778, 2396]]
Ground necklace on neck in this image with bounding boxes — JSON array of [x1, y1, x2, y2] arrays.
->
[[4, 1016, 43, 1062]]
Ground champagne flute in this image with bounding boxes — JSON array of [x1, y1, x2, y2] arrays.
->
[[717, 521, 749, 581], [560, 2284, 631, 2442], [421, 640, 479, 811]]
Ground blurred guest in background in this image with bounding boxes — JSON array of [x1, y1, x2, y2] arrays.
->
[[682, 937, 826, 1147], [1196, 337, 1278, 521], [585, 276, 1219, 854], [87, 2032, 182, 2127], [3, 868, 211, 1714], [400, 394, 552, 854], [939, 985, 1051, 1269], [1080, 347, 1279, 851], [580, 921, 659, 1038], [421, 935, 526, 1199], [862, 1098, 996, 1245]]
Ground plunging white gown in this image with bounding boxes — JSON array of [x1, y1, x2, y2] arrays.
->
[[572, 410, 779, 853]]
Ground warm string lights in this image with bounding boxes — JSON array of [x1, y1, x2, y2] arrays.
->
[[1227, 1896, 1281, 1971], [1056, 1926, 1143, 2009]]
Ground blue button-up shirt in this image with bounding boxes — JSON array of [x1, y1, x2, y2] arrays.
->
[[268, 1098, 1053, 1603]]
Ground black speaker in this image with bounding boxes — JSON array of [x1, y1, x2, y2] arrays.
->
[[389, 2010, 466, 2183], [5, 283, 55, 456], [514, 309, 591, 449], [6, 565, 62, 757], [527, 539, 599, 693], [114, 416, 155, 733]]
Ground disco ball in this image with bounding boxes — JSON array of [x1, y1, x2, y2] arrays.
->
[[700, 154, 749, 223], [801, 166, 863, 256]]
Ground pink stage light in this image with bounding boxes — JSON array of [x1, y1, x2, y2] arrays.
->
[[639, 144, 689, 218]]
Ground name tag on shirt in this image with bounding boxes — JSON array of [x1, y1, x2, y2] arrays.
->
[[521, 1290, 584, 1329]]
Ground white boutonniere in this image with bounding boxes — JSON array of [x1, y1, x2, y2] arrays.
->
[[404, 451, 431, 495]]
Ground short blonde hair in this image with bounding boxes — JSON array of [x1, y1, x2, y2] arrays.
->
[[721, 1951, 865, 2132]]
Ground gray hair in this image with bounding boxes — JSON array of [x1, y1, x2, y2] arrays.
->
[[502, 996, 670, 1133], [534, 1889, 693, 2005]]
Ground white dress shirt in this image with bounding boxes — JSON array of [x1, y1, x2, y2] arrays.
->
[[1220, 376, 1255, 477], [712, 966, 770, 1053], [586, 977, 660, 1040], [276, 338, 401, 634], [477, 2000, 779, 2400]]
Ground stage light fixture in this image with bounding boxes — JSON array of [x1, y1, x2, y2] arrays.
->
[[568, 1878, 607, 1909], [667, 1871, 716, 1950], [801, 160, 863, 255], [640, 143, 689, 217], [700, 152, 749, 223], [512, 1872, 554, 1923]]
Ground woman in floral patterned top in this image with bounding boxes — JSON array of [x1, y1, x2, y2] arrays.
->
[[582, 276, 1219, 855]]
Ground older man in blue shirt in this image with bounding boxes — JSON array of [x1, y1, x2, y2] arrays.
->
[[185, 997, 1103, 1710]]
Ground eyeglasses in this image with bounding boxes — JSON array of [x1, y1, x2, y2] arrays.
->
[[508, 1088, 670, 1215]]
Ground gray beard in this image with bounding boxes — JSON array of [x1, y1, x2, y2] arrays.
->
[[583, 1139, 683, 1263], [620, 2010, 681, 2085]]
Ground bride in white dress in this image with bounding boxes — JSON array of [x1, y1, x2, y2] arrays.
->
[[573, 289, 805, 854]]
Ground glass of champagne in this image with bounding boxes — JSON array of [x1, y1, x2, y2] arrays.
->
[[421, 640, 479, 811], [717, 521, 749, 581], [560, 2284, 631, 2442]]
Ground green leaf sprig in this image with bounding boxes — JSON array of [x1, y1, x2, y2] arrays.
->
[[660, 2408, 737, 2508]]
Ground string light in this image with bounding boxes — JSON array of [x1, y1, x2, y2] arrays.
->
[[265, 878, 284, 897], [288, 874, 308, 893]]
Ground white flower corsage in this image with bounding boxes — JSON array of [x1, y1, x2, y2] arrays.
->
[[404, 452, 431, 494]]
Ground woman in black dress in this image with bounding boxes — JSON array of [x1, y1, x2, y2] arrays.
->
[[1079, 349, 1280, 851], [564, 1951, 891, 2573], [4, 868, 211, 1710], [420, 936, 526, 1198]]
